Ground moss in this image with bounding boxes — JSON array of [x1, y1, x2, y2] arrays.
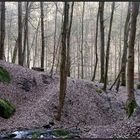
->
[[96, 89, 102, 94], [52, 129, 70, 137], [31, 131, 41, 138], [0, 67, 11, 83], [126, 100, 137, 118], [0, 99, 16, 119]]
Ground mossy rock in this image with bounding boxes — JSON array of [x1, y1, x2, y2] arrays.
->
[[0, 99, 16, 119], [96, 88, 102, 94], [125, 100, 137, 118]]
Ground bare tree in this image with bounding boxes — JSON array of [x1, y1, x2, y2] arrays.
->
[[40, 2, 45, 69], [0, 2, 5, 60], [12, 39, 18, 63], [126, 2, 139, 117], [121, 2, 130, 86], [81, 2, 85, 79], [99, 2, 105, 83], [67, 2, 74, 77], [50, 3, 58, 75], [7, 11, 13, 62], [92, 4, 99, 81], [138, 41, 140, 82], [56, 2, 69, 121], [33, 18, 40, 67], [22, 2, 30, 67], [18, 2, 23, 65], [103, 2, 115, 91]]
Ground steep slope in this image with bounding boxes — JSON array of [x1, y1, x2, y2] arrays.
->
[[0, 60, 138, 138]]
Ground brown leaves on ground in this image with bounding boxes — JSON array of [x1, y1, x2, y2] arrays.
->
[[0, 60, 140, 138]]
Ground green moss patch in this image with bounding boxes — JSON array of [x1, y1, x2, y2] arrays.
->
[[0, 67, 11, 83], [52, 129, 70, 137], [31, 131, 41, 138], [126, 100, 137, 118], [0, 99, 16, 119], [96, 88, 103, 94]]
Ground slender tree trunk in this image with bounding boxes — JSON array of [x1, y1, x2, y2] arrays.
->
[[55, 34, 62, 74], [126, 2, 139, 117], [138, 41, 140, 81], [116, 5, 123, 89], [0, 2, 5, 60], [92, 4, 99, 81], [56, 2, 69, 121], [7, 12, 12, 62], [121, 3, 130, 86], [26, 2, 30, 68], [99, 2, 105, 83], [81, 2, 85, 79], [118, 5, 123, 72], [12, 39, 18, 63], [22, 2, 29, 67], [55, 19, 63, 74], [67, 2, 74, 77], [40, 2, 45, 69], [110, 66, 123, 90], [75, 32, 80, 79], [18, 2, 23, 65], [77, 41, 80, 79], [103, 2, 115, 91], [114, 36, 117, 79], [50, 3, 58, 75], [33, 18, 40, 67]]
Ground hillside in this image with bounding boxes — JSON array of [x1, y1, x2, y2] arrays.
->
[[0, 60, 140, 138]]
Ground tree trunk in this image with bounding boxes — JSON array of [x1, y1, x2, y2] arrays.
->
[[12, 39, 18, 63], [50, 3, 58, 76], [0, 2, 5, 60], [33, 18, 40, 67], [56, 2, 69, 121], [7, 12, 13, 62], [114, 36, 117, 79], [55, 34, 62, 74], [126, 2, 139, 118], [18, 2, 23, 65], [81, 2, 85, 79], [26, 2, 30, 68], [121, 3, 130, 86], [67, 2, 74, 77], [103, 2, 115, 91], [40, 2, 45, 69], [99, 2, 105, 83], [22, 2, 29, 67], [92, 4, 99, 81], [138, 41, 140, 81]]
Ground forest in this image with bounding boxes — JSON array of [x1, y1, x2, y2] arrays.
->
[[0, 1, 140, 138]]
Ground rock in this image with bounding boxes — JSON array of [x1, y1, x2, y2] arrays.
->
[[0, 99, 16, 119]]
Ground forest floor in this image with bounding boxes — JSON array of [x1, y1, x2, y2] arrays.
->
[[0, 60, 140, 138]]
